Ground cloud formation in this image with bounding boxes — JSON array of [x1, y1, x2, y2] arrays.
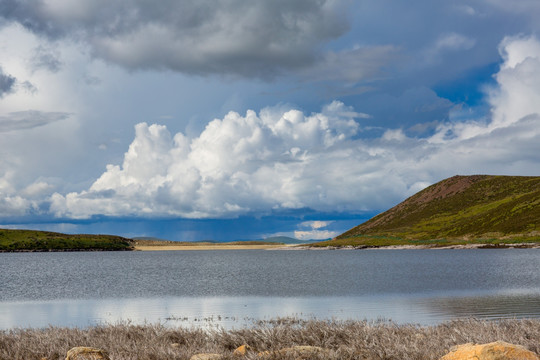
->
[[0, 111, 70, 132], [1, 0, 347, 78], [295, 221, 338, 240], [0, 67, 15, 97], [48, 36, 540, 220]]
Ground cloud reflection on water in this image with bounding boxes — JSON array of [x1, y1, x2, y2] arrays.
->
[[2, 292, 539, 330]]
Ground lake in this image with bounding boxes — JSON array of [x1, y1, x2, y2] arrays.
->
[[1, 249, 539, 329]]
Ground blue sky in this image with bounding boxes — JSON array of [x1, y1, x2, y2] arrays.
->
[[1, 1, 540, 241]]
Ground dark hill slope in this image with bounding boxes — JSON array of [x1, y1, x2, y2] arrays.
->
[[0, 229, 134, 252], [321, 175, 539, 247]]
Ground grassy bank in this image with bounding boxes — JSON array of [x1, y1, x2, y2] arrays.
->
[[1, 318, 538, 359], [310, 235, 540, 248], [0, 229, 133, 252]]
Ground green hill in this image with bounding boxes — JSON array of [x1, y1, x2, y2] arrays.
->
[[0, 229, 134, 252], [314, 175, 540, 248]]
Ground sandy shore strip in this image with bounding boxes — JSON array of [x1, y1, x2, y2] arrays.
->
[[134, 244, 298, 251]]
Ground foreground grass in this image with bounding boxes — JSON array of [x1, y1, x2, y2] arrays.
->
[[0, 229, 133, 252], [1, 318, 538, 359]]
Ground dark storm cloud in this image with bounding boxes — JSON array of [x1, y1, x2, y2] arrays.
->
[[0, 110, 70, 132], [0, 67, 15, 97], [31, 46, 63, 73], [0, 0, 348, 78]]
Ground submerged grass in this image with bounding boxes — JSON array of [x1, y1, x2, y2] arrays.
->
[[0, 318, 538, 360]]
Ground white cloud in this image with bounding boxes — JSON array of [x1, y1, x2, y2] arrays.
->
[[490, 35, 540, 128], [424, 33, 476, 64], [49, 36, 540, 220], [295, 229, 338, 241], [300, 221, 333, 230], [22, 181, 54, 198], [50, 101, 368, 218], [0, 35, 537, 221], [295, 220, 338, 240]]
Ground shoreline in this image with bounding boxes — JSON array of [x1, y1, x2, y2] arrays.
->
[[136, 242, 540, 251], [302, 242, 540, 250], [134, 243, 298, 251], [2, 242, 538, 252]]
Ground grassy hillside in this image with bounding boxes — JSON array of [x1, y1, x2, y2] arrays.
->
[[315, 175, 540, 247], [0, 229, 134, 252]]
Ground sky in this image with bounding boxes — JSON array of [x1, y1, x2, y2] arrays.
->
[[1, 0, 540, 241]]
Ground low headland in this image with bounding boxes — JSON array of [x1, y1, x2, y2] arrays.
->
[[0, 229, 133, 252], [1, 318, 538, 360]]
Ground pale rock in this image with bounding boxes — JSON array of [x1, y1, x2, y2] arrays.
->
[[440, 341, 539, 360], [65, 347, 110, 360]]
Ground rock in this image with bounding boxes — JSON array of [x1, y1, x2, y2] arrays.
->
[[189, 353, 222, 360], [233, 344, 252, 356], [440, 341, 539, 360], [65, 347, 110, 360]]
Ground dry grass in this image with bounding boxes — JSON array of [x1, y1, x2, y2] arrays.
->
[[0, 318, 539, 360]]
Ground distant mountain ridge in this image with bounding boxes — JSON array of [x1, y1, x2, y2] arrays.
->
[[331, 175, 539, 245]]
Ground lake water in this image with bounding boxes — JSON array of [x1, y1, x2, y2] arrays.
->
[[1, 249, 539, 329]]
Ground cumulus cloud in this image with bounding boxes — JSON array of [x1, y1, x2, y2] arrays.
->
[[295, 229, 338, 241], [49, 36, 540, 220], [0, 110, 70, 132], [0, 171, 31, 216], [295, 221, 338, 241], [300, 221, 333, 229], [50, 101, 369, 218], [1, 0, 347, 78], [0, 67, 16, 97]]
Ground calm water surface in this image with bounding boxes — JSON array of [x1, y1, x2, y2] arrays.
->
[[1, 249, 539, 329]]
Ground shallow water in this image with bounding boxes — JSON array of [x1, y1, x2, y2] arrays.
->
[[1, 249, 539, 329]]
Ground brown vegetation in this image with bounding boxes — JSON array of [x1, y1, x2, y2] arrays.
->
[[0, 318, 538, 360]]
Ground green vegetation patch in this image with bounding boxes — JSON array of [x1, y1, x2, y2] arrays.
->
[[0, 229, 133, 252]]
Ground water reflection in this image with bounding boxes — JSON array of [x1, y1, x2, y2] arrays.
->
[[2, 292, 539, 330]]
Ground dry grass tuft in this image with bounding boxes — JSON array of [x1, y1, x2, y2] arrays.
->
[[0, 318, 538, 360]]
